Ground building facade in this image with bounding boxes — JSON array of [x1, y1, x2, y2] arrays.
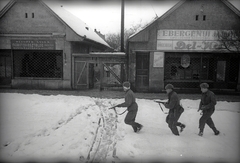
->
[[0, 0, 113, 89], [127, 0, 240, 92]]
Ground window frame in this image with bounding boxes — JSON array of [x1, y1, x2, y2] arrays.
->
[[12, 50, 63, 80]]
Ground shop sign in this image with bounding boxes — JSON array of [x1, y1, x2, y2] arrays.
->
[[157, 40, 224, 51], [157, 30, 218, 40], [157, 30, 238, 51], [11, 40, 55, 50], [158, 30, 239, 40]]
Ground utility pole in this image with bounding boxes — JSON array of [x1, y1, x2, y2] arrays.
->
[[121, 0, 124, 52]]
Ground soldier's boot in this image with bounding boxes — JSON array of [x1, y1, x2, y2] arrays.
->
[[179, 124, 186, 132], [198, 129, 203, 136], [212, 127, 220, 135]]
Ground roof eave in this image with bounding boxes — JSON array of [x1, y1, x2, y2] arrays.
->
[[41, 0, 110, 48], [0, 0, 15, 18], [221, 0, 240, 17]]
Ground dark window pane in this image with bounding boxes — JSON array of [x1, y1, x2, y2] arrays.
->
[[13, 50, 63, 79]]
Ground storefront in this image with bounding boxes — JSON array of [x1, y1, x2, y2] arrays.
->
[[127, 0, 240, 92], [0, 0, 110, 89]]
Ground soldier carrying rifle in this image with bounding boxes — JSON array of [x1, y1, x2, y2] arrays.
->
[[198, 83, 220, 136], [109, 82, 143, 133], [161, 84, 185, 136]]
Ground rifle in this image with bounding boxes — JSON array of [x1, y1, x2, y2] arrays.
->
[[108, 106, 128, 115], [154, 100, 168, 114]]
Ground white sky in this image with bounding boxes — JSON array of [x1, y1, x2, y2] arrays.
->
[[58, 0, 181, 34], [56, 0, 240, 35]]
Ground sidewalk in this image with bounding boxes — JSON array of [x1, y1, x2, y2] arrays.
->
[[0, 88, 240, 102]]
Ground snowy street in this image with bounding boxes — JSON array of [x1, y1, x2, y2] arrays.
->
[[0, 93, 240, 163]]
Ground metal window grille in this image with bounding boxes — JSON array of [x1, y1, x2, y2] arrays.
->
[[13, 50, 63, 79], [103, 63, 123, 85], [164, 52, 215, 88]]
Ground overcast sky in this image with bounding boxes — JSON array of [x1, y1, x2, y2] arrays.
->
[[1, 0, 240, 35], [54, 0, 240, 35], [60, 0, 180, 34]]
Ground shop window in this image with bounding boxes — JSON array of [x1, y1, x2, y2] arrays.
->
[[165, 53, 215, 81], [216, 61, 226, 82], [13, 50, 63, 79], [229, 57, 239, 82]]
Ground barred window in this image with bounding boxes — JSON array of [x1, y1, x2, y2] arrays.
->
[[165, 53, 214, 80], [13, 50, 63, 79]]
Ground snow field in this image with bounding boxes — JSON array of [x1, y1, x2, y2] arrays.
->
[[0, 93, 240, 163]]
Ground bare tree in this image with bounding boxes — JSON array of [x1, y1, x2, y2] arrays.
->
[[105, 33, 121, 51], [216, 30, 240, 53], [105, 21, 147, 51]]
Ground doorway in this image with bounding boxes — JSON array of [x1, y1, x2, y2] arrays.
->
[[0, 50, 12, 86], [136, 52, 149, 92]]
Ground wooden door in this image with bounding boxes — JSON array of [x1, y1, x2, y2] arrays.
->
[[136, 52, 149, 92], [74, 61, 88, 89], [0, 50, 12, 86], [88, 63, 94, 89]]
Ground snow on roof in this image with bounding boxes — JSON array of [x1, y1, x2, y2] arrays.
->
[[42, 1, 110, 48], [0, 0, 110, 48]]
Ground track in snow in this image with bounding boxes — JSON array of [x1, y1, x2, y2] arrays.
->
[[85, 99, 120, 163]]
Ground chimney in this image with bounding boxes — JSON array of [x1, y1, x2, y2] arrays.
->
[[95, 29, 105, 40]]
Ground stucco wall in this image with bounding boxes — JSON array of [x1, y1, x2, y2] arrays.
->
[[0, 1, 65, 34]]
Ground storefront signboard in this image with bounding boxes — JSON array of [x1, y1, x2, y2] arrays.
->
[[157, 30, 236, 51], [11, 40, 55, 50], [157, 30, 219, 40], [157, 40, 224, 51]]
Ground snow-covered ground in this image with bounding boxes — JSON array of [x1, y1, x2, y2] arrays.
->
[[0, 93, 239, 163]]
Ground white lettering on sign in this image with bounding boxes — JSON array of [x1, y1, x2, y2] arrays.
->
[[11, 40, 55, 50]]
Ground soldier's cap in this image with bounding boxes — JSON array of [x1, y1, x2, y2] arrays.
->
[[200, 83, 209, 88], [165, 84, 174, 90], [123, 81, 130, 89]]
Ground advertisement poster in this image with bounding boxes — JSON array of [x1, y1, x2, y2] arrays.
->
[[153, 52, 164, 67]]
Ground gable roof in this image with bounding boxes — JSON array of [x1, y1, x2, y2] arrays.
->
[[0, 0, 110, 48], [42, 1, 110, 48], [128, 0, 240, 41], [128, 0, 186, 40]]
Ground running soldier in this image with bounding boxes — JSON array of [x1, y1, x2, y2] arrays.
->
[[111, 81, 143, 133], [164, 84, 185, 136], [198, 83, 220, 136]]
